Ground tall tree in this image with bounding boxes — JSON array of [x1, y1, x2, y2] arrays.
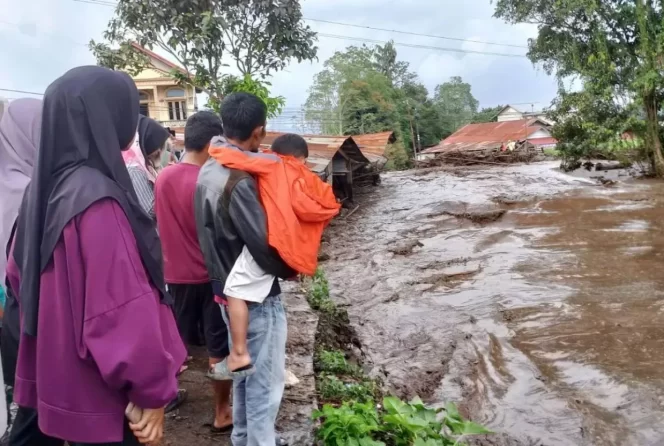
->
[[472, 105, 504, 123], [494, 0, 664, 175], [304, 44, 398, 135], [91, 0, 316, 114], [433, 77, 479, 136]]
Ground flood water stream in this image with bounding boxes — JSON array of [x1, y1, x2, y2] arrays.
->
[[323, 162, 664, 446]]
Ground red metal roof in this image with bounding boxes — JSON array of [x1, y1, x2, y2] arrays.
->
[[131, 43, 188, 76], [262, 131, 369, 165], [353, 131, 396, 158], [422, 119, 555, 154], [443, 119, 549, 144]]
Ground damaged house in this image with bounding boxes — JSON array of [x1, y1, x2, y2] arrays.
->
[[418, 118, 557, 165]]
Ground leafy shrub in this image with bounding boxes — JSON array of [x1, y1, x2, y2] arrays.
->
[[316, 349, 359, 376], [384, 141, 412, 171], [313, 401, 384, 446], [314, 397, 491, 446], [307, 268, 337, 314], [318, 375, 378, 403]]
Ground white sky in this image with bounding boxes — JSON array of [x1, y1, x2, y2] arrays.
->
[[0, 0, 558, 131]]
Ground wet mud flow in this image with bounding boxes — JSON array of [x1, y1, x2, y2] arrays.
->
[[323, 163, 664, 446]]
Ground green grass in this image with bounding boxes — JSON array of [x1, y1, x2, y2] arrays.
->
[[316, 349, 363, 376], [307, 268, 337, 314], [317, 374, 379, 403]]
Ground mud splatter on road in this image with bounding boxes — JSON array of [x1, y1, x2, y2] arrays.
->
[[322, 163, 664, 446]]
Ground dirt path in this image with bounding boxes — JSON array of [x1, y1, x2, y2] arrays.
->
[[163, 288, 318, 445], [319, 163, 664, 446]]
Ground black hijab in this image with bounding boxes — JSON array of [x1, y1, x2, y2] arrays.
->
[[137, 115, 170, 157], [13, 66, 171, 337]]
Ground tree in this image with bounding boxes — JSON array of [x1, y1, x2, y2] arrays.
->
[[472, 105, 504, 123], [91, 0, 316, 115], [303, 44, 399, 136], [433, 77, 479, 136], [493, 0, 664, 175]]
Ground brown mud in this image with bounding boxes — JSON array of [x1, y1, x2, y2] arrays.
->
[[320, 162, 664, 446], [163, 289, 319, 446]]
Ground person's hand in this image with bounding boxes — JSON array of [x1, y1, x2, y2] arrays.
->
[[129, 407, 165, 444]]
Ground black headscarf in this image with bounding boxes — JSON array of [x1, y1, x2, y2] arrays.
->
[[137, 115, 170, 157], [13, 66, 171, 337]]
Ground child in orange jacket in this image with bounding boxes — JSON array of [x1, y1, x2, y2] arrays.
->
[[208, 134, 340, 377]]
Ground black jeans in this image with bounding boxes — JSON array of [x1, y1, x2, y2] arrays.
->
[[9, 407, 139, 446]]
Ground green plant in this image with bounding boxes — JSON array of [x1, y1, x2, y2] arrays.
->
[[381, 397, 491, 446], [318, 375, 378, 403], [316, 349, 361, 376], [384, 141, 412, 171], [314, 397, 491, 446], [313, 401, 385, 446], [307, 269, 337, 315]]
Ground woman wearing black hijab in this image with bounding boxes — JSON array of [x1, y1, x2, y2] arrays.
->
[[6, 66, 186, 446], [123, 116, 171, 219]]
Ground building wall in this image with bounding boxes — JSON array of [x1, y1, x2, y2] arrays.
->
[[528, 128, 552, 139], [497, 106, 524, 122], [130, 68, 198, 127]]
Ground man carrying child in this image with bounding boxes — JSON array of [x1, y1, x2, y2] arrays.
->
[[194, 93, 295, 446]]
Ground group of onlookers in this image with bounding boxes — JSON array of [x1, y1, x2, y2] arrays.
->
[[0, 64, 339, 446]]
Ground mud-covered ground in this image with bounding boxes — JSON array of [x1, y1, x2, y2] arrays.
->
[[163, 162, 664, 446], [321, 162, 664, 446], [163, 288, 318, 446]]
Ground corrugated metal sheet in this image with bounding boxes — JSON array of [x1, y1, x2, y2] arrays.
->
[[422, 119, 556, 154], [443, 119, 549, 144], [423, 141, 503, 154], [262, 132, 370, 166], [353, 131, 396, 158]]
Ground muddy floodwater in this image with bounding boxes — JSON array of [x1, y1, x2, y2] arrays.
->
[[323, 162, 664, 446]]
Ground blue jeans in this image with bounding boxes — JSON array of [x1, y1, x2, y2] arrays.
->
[[220, 295, 287, 446]]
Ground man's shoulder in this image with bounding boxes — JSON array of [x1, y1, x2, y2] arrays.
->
[[197, 158, 254, 196]]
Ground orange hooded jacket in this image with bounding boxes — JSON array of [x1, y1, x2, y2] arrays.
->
[[209, 146, 341, 276]]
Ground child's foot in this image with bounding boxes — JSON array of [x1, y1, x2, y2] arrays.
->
[[227, 351, 252, 373]]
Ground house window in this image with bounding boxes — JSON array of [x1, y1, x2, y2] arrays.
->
[[138, 91, 150, 117], [166, 88, 187, 120], [166, 88, 185, 98], [168, 101, 187, 121]]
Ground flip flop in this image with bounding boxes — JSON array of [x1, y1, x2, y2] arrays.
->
[[203, 421, 233, 435], [165, 389, 188, 413], [206, 358, 256, 381]]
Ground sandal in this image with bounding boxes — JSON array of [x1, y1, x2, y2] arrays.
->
[[165, 389, 188, 413], [203, 421, 233, 435], [206, 358, 256, 381]]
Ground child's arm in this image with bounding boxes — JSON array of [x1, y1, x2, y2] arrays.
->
[[291, 178, 340, 223]]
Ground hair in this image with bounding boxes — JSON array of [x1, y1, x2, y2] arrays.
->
[[184, 111, 223, 152], [271, 133, 309, 159], [220, 92, 267, 142]]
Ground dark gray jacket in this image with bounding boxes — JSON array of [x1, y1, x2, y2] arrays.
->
[[194, 154, 294, 298]]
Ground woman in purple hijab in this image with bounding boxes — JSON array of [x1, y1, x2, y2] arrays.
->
[[6, 67, 186, 446]]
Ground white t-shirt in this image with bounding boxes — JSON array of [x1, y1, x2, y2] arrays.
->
[[224, 246, 276, 303]]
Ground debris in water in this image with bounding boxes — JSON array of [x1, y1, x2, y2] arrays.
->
[[389, 239, 423, 256]]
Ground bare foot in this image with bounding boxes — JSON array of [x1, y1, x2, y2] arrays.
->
[[213, 410, 233, 430], [227, 351, 252, 372]]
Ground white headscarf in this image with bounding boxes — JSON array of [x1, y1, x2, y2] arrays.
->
[[0, 98, 42, 286]]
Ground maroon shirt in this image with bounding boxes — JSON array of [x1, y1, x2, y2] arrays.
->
[[155, 162, 209, 284]]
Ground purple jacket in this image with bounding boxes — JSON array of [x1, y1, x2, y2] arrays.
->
[[7, 198, 186, 443]]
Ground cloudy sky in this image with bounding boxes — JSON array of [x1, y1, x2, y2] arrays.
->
[[1, 0, 558, 128]]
